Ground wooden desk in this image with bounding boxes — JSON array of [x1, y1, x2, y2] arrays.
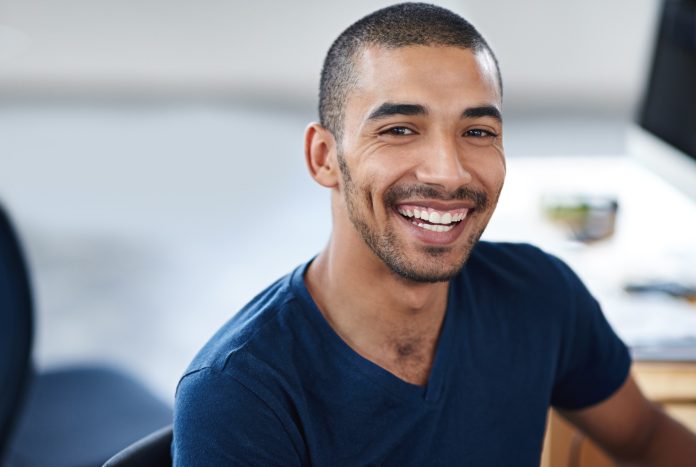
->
[[541, 362, 696, 467]]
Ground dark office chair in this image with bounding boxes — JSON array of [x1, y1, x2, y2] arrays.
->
[[0, 203, 173, 467], [0, 203, 34, 462], [103, 424, 173, 467]]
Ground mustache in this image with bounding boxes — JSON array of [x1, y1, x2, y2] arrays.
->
[[384, 184, 489, 210]]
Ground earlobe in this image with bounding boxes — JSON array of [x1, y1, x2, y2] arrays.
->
[[304, 123, 339, 188]]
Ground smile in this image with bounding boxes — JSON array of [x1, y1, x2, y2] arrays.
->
[[396, 205, 469, 233]]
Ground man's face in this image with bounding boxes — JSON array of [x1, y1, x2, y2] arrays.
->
[[336, 45, 505, 283]]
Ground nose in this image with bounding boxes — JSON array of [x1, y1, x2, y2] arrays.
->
[[415, 132, 473, 192]]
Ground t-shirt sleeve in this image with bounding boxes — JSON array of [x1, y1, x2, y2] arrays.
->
[[548, 254, 632, 411], [172, 366, 304, 466]]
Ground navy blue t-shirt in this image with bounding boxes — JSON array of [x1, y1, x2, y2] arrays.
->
[[173, 242, 631, 466]]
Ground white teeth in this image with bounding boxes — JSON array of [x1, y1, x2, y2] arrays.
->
[[398, 208, 414, 217], [416, 222, 454, 232], [398, 207, 468, 225]]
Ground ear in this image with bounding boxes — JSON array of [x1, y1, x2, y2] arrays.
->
[[304, 122, 340, 188]]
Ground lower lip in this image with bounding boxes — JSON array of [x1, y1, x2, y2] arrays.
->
[[393, 209, 471, 246]]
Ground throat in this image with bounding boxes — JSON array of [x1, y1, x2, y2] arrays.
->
[[377, 335, 437, 385], [387, 354, 433, 386]]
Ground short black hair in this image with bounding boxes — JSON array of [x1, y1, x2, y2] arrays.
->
[[319, 2, 502, 142]]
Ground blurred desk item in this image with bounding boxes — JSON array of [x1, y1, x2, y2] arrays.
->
[[542, 194, 619, 243], [631, 336, 696, 362], [624, 280, 696, 303]]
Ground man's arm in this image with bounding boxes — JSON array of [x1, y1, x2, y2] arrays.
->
[[559, 373, 696, 466]]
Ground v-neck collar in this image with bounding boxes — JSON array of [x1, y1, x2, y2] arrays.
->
[[290, 259, 459, 405]]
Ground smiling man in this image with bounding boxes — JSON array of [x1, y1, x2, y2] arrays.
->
[[173, 3, 696, 466]]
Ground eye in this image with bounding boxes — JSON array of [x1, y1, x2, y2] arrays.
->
[[380, 126, 416, 136], [465, 128, 498, 138]]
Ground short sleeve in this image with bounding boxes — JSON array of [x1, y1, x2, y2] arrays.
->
[[549, 255, 632, 410], [172, 367, 304, 466]]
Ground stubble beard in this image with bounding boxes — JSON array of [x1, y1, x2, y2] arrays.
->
[[337, 152, 491, 284]]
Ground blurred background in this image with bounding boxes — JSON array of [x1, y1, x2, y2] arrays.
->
[[1, 0, 694, 405]]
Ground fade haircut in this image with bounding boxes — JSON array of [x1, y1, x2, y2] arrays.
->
[[319, 2, 502, 142]]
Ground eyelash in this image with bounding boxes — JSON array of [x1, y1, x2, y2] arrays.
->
[[380, 126, 416, 136], [465, 129, 498, 138]]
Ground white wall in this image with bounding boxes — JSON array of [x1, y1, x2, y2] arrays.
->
[[0, 0, 660, 113]]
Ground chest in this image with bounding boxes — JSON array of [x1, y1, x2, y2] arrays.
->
[[373, 338, 438, 386], [296, 343, 557, 467]]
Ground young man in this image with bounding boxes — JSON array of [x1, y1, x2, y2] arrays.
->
[[173, 3, 696, 465]]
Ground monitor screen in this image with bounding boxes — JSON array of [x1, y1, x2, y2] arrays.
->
[[632, 0, 696, 201], [638, 0, 696, 159]]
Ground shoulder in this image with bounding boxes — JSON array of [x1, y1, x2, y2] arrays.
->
[[181, 263, 308, 380], [173, 366, 306, 465], [458, 241, 602, 342], [173, 265, 312, 463]]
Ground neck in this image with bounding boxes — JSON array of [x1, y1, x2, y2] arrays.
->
[[305, 230, 450, 385]]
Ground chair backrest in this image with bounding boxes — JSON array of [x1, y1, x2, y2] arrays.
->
[[0, 203, 34, 460], [103, 424, 173, 467]]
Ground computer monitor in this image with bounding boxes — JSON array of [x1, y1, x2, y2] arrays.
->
[[630, 0, 696, 201]]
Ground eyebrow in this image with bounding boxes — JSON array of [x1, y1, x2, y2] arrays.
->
[[366, 102, 502, 123], [367, 103, 427, 121], [462, 106, 502, 122]]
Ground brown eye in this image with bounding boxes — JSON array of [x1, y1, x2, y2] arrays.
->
[[465, 129, 497, 138], [381, 127, 415, 136]]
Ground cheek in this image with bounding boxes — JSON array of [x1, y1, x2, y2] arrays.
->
[[492, 161, 506, 190], [343, 167, 378, 208], [353, 159, 404, 193], [460, 160, 505, 211], [476, 150, 506, 193]]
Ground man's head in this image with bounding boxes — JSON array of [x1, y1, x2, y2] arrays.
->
[[319, 2, 502, 143], [305, 3, 505, 284]]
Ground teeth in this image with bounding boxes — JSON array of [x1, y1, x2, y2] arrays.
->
[[398, 208, 414, 217], [428, 212, 441, 223], [416, 222, 454, 232], [398, 207, 469, 225]]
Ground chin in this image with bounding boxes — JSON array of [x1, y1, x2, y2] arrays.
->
[[383, 248, 473, 284], [387, 263, 461, 283]]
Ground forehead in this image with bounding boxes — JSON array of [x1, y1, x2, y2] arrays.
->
[[347, 45, 501, 121]]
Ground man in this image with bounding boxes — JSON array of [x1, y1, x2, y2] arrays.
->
[[173, 3, 696, 465]]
